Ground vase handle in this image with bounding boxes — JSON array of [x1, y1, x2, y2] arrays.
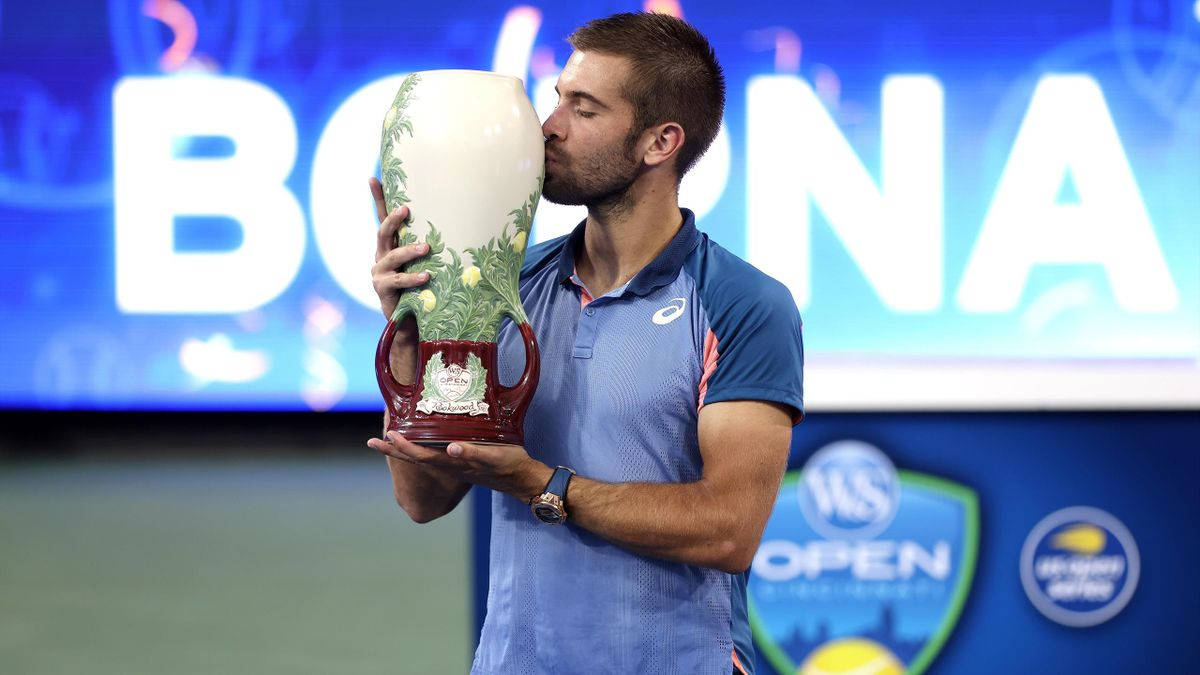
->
[[375, 309, 416, 428], [498, 321, 539, 420]]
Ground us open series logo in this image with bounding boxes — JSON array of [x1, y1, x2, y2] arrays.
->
[[749, 440, 979, 675], [1019, 506, 1140, 627]]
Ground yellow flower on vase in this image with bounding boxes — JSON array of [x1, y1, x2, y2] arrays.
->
[[418, 289, 436, 312], [512, 231, 527, 253], [461, 265, 482, 287]]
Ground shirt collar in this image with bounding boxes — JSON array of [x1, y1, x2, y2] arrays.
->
[[555, 208, 701, 297]]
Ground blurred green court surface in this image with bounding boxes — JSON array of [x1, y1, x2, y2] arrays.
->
[[0, 457, 470, 674]]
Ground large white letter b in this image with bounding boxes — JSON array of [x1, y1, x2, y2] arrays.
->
[[113, 76, 305, 313]]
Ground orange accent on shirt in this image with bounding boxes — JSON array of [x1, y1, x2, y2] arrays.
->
[[569, 267, 595, 309], [697, 328, 719, 409], [731, 648, 748, 675]]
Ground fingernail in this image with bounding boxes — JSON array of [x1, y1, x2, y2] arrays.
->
[[447, 443, 462, 457]]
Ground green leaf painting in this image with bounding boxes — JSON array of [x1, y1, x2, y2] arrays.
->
[[390, 176, 542, 342], [418, 350, 446, 402], [380, 73, 420, 214], [381, 73, 540, 342], [463, 353, 487, 402]]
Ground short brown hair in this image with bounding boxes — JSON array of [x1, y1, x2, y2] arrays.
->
[[568, 12, 725, 179]]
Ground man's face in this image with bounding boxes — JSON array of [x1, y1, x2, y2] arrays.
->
[[541, 51, 643, 206]]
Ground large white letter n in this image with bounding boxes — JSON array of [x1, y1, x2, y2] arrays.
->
[[747, 75, 944, 312], [113, 76, 305, 313]]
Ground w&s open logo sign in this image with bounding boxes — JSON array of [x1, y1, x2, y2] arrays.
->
[[749, 441, 979, 674]]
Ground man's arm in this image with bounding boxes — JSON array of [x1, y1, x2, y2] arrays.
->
[[376, 399, 793, 572], [379, 413, 473, 523], [365, 177, 471, 523], [564, 400, 792, 573]]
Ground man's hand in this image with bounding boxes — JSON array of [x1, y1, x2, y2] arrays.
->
[[370, 433, 552, 503], [368, 177, 474, 524], [369, 177, 431, 320]]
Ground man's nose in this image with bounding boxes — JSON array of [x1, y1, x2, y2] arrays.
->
[[541, 109, 563, 143]]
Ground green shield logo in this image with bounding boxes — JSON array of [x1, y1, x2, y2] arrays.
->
[[749, 446, 979, 674]]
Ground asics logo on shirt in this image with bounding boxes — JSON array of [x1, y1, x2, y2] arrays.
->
[[652, 298, 687, 325]]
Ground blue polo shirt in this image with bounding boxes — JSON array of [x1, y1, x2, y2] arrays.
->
[[475, 209, 804, 674]]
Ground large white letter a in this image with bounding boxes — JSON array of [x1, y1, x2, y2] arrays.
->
[[957, 75, 1177, 313]]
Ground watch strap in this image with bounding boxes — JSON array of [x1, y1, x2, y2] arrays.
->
[[544, 465, 575, 501]]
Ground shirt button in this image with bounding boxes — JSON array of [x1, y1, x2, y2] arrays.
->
[[585, 307, 595, 316]]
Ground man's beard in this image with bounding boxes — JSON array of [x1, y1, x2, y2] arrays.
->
[[542, 131, 642, 211]]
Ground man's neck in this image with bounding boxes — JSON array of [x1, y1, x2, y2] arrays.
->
[[575, 181, 683, 298]]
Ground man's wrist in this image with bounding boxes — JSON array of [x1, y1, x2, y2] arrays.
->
[[517, 459, 555, 504]]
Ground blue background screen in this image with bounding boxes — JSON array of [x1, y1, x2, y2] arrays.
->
[[1, 0, 1196, 410]]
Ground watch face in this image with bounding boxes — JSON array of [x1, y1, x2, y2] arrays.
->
[[533, 503, 564, 524]]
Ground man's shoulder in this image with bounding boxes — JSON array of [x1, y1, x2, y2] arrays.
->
[[683, 233, 797, 320], [519, 233, 569, 282], [684, 231, 805, 422]]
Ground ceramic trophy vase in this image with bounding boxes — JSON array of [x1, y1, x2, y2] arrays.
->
[[375, 70, 542, 447]]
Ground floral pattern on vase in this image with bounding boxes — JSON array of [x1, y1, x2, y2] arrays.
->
[[374, 69, 543, 445], [380, 73, 539, 342]]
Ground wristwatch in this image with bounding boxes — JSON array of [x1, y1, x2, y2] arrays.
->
[[530, 465, 575, 524]]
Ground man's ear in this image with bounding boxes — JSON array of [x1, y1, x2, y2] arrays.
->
[[640, 122, 685, 171]]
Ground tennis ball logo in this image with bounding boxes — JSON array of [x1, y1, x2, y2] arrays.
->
[[797, 638, 904, 675], [1050, 524, 1106, 554]]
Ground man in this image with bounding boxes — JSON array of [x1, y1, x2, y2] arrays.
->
[[367, 12, 803, 674]]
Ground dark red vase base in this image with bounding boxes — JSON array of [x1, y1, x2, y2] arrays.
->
[[375, 323, 539, 450]]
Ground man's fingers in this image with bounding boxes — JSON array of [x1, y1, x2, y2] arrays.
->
[[375, 241, 430, 272], [368, 177, 388, 222], [368, 437, 414, 463], [447, 442, 494, 464], [385, 432, 436, 461], [371, 243, 431, 298], [371, 434, 432, 464], [374, 270, 430, 295], [386, 432, 468, 469], [374, 205, 412, 262], [369, 241, 429, 322]]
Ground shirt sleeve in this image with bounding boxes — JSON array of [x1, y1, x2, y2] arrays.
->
[[698, 275, 805, 425]]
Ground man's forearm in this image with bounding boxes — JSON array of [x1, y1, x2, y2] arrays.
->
[[509, 403, 791, 574], [555, 475, 760, 574], [472, 459, 741, 567], [386, 454, 471, 523], [382, 409, 472, 522], [383, 315, 470, 522]]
